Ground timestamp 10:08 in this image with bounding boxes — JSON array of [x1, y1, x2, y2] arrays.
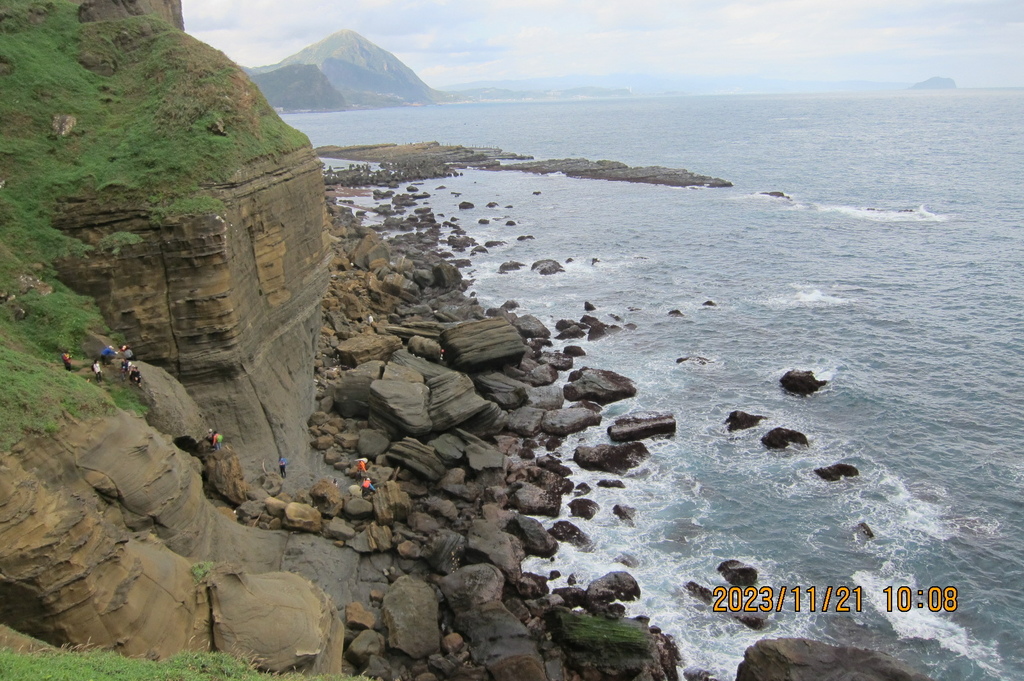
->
[[710, 585, 959, 613]]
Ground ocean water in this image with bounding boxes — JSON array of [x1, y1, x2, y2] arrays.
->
[[287, 90, 1024, 680]]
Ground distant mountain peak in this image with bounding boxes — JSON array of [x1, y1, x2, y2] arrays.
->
[[909, 77, 957, 90], [252, 29, 442, 107]]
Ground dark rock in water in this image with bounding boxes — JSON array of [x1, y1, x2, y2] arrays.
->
[[780, 369, 827, 395], [607, 411, 676, 441], [509, 514, 559, 558], [499, 260, 525, 273], [458, 201, 475, 209], [564, 367, 637, 405], [562, 345, 586, 357], [685, 581, 714, 605], [616, 554, 639, 568], [855, 522, 875, 540], [760, 191, 791, 200], [736, 638, 937, 681], [725, 410, 766, 432], [486, 201, 498, 208], [613, 504, 636, 526], [549, 521, 593, 551], [505, 220, 516, 226], [516, 572, 549, 600], [734, 614, 767, 630], [573, 442, 649, 475], [485, 240, 506, 248], [568, 498, 599, 520], [597, 479, 626, 489], [668, 309, 684, 317], [536, 455, 573, 478], [676, 356, 711, 365], [584, 301, 596, 311], [814, 463, 860, 481], [717, 559, 758, 586], [531, 259, 564, 275], [702, 300, 716, 307], [478, 218, 490, 225], [761, 427, 809, 449], [517, 234, 534, 241], [684, 667, 721, 681], [587, 572, 641, 606]]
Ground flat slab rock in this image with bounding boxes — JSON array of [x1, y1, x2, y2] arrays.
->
[[563, 367, 637, 405], [607, 411, 676, 441], [573, 442, 649, 475], [488, 158, 732, 188], [736, 638, 936, 681]]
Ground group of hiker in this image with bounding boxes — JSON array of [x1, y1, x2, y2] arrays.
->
[[61, 344, 142, 387]]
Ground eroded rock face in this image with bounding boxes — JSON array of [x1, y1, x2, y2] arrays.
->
[[440, 317, 528, 373], [78, 0, 185, 30], [735, 638, 935, 681], [55, 149, 331, 475]]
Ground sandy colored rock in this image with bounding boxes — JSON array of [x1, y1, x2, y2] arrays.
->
[[204, 446, 250, 505], [208, 567, 345, 674], [283, 502, 323, 534], [336, 333, 403, 367]]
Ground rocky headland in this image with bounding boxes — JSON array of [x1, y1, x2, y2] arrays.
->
[[315, 142, 733, 189], [0, 2, 933, 680]]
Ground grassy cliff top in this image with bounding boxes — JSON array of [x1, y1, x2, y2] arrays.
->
[[0, 0, 311, 450], [0, 648, 366, 681]]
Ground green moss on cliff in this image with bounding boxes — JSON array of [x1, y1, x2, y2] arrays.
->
[[0, 648, 366, 681], [0, 0, 312, 449]]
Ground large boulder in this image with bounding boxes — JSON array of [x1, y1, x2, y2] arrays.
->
[[307, 479, 344, 518], [385, 438, 447, 481], [335, 333, 403, 367], [526, 384, 565, 410], [511, 314, 551, 339], [725, 410, 766, 431], [814, 463, 860, 481], [563, 367, 637, 405], [473, 372, 529, 410], [586, 571, 641, 605], [508, 406, 545, 437], [717, 559, 758, 586], [333, 361, 384, 418], [607, 411, 676, 441], [440, 318, 528, 373], [531, 259, 564, 275], [573, 442, 649, 475], [372, 480, 412, 526], [455, 602, 546, 681], [369, 379, 432, 437], [735, 638, 935, 681], [761, 427, 809, 449], [466, 519, 525, 581], [389, 349, 453, 381], [510, 482, 563, 517], [439, 564, 506, 612], [283, 503, 323, 534], [427, 371, 491, 431], [780, 370, 827, 395], [541, 406, 602, 435], [350, 233, 391, 270], [208, 567, 345, 674], [381, 576, 440, 659], [508, 514, 559, 558]]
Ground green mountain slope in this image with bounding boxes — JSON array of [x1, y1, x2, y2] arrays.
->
[[249, 63, 348, 111], [254, 29, 445, 106]]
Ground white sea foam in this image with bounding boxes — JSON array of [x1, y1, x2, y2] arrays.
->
[[853, 570, 1003, 674], [813, 204, 947, 222]]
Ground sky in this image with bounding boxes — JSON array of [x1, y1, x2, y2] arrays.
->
[[186, 0, 1024, 89]]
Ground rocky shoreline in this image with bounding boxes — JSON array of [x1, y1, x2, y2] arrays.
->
[[204, 166, 933, 680], [314, 142, 732, 189]]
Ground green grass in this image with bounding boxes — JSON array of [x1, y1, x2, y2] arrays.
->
[[0, 0, 310, 449], [0, 649, 366, 681], [548, 609, 651, 658]]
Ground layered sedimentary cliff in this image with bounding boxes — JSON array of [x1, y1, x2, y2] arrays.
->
[[54, 104, 330, 474]]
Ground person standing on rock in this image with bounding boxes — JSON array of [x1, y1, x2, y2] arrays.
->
[[356, 458, 368, 473], [91, 360, 103, 382], [361, 478, 376, 493], [279, 457, 287, 478], [120, 358, 131, 382]]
